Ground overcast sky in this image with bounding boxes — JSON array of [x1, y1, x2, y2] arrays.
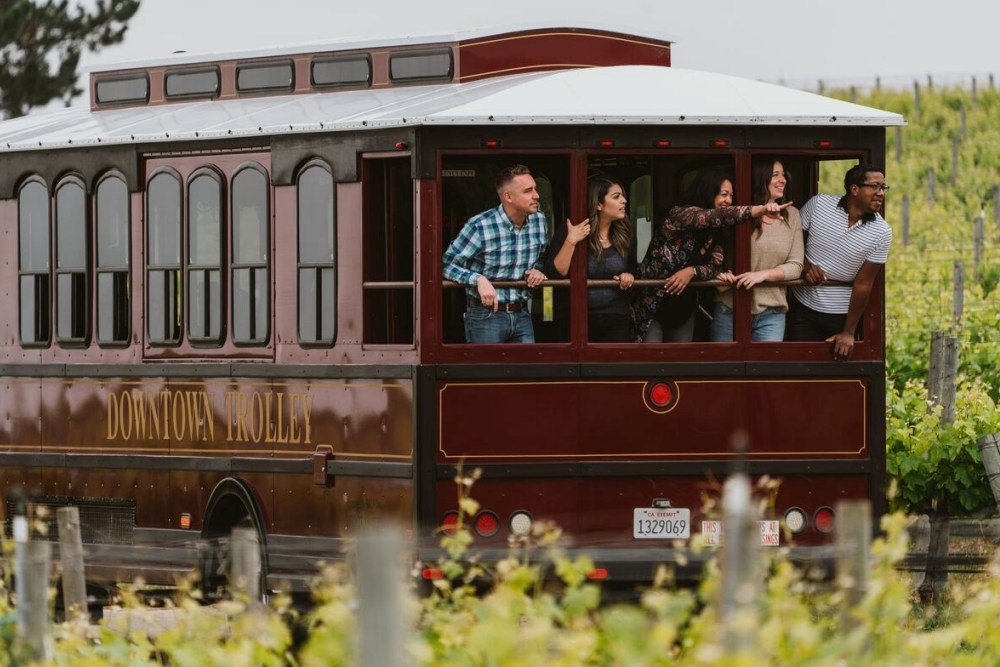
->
[[76, 0, 996, 95]]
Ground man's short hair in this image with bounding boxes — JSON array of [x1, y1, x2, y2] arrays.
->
[[843, 163, 884, 194], [496, 164, 532, 194]]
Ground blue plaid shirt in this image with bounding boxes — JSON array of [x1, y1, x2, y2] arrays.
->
[[442, 205, 549, 304]]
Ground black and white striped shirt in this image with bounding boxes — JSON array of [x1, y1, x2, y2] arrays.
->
[[792, 195, 892, 314]]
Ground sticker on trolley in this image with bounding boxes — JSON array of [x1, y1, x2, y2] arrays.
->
[[699, 520, 781, 546], [633, 507, 691, 539]]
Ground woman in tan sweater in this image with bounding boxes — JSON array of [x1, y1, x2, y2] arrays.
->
[[711, 159, 804, 341]]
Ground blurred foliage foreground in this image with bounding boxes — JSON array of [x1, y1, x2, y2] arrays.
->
[[2, 471, 1000, 667]]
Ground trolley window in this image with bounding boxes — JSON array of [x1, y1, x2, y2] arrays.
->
[[165, 68, 220, 99], [95, 174, 131, 345], [231, 164, 270, 345], [95, 74, 149, 105], [297, 161, 336, 345], [146, 170, 182, 344], [236, 61, 294, 93], [18, 178, 51, 346], [389, 49, 452, 83], [187, 169, 225, 344], [54, 176, 89, 344], [311, 56, 371, 88]]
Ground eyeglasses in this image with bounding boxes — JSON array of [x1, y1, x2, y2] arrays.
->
[[861, 182, 891, 192]]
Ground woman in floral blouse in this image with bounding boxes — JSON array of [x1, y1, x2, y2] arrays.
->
[[632, 168, 790, 342]]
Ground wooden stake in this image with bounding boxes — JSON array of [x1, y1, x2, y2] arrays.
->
[[356, 531, 407, 667], [57, 507, 88, 622], [835, 500, 871, 634], [230, 527, 261, 602]]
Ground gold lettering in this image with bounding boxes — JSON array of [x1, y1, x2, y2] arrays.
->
[[131, 390, 148, 440], [171, 390, 186, 441], [264, 391, 275, 443], [275, 392, 289, 443], [184, 391, 202, 440], [236, 392, 250, 442], [160, 392, 171, 439], [107, 393, 119, 440], [300, 394, 313, 444], [225, 391, 235, 441], [202, 392, 214, 442], [118, 390, 132, 439], [288, 394, 300, 443], [250, 392, 265, 443]]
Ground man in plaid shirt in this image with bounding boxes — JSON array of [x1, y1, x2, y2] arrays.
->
[[443, 164, 549, 343]]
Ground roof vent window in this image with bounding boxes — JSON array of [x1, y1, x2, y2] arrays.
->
[[312, 56, 371, 88], [237, 61, 294, 93], [95, 75, 150, 105], [389, 49, 453, 83], [165, 68, 220, 99]]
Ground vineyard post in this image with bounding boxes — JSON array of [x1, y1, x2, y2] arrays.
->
[[978, 433, 1000, 512], [927, 74, 933, 90], [993, 184, 999, 231], [913, 81, 921, 115], [901, 194, 910, 245], [926, 167, 935, 204], [973, 210, 984, 275], [356, 531, 407, 667], [894, 126, 902, 162], [951, 137, 960, 183], [972, 76, 978, 104], [928, 330, 945, 406], [875, 76, 881, 91], [818, 79, 825, 95], [941, 334, 958, 425], [991, 73, 995, 89], [959, 103, 967, 142], [834, 500, 871, 635], [849, 85, 856, 103], [952, 260, 964, 330], [56, 506, 88, 622], [229, 526, 262, 603], [18, 540, 52, 661]]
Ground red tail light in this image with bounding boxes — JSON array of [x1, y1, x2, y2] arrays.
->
[[481, 139, 502, 148], [421, 567, 445, 580], [586, 568, 609, 581], [441, 510, 460, 535], [814, 506, 835, 533], [597, 139, 615, 148], [473, 510, 500, 537]]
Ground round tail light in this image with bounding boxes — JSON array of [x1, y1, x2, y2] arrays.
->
[[508, 510, 533, 536], [814, 506, 836, 534], [473, 510, 500, 537], [440, 510, 460, 535], [783, 507, 807, 534], [644, 381, 678, 412]]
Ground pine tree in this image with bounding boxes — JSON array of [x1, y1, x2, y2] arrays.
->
[[0, 0, 140, 119]]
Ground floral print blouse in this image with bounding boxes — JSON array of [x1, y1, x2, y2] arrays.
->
[[631, 205, 754, 341]]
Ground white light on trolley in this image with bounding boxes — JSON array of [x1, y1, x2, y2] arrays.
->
[[509, 511, 533, 536], [783, 507, 807, 534]]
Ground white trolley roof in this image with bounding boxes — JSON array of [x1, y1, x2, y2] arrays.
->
[[0, 65, 904, 153]]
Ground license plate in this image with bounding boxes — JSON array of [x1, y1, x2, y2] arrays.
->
[[633, 507, 691, 539]]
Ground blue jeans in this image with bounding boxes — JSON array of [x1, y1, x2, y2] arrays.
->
[[710, 302, 786, 342], [464, 305, 535, 343]]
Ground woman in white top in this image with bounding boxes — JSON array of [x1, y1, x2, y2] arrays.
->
[[711, 159, 804, 342]]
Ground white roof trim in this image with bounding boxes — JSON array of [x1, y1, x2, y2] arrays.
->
[[1, 66, 904, 153]]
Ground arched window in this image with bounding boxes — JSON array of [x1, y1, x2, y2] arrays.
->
[[296, 161, 335, 344], [146, 170, 182, 344], [96, 173, 131, 345], [18, 177, 51, 346], [231, 164, 270, 344], [187, 169, 224, 344], [55, 176, 89, 344]]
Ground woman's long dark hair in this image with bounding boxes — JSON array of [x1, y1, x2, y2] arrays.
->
[[751, 158, 791, 237], [678, 167, 733, 209], [587, 177, 631, 260]]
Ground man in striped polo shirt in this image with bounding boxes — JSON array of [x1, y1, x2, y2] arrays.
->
[[787, 164, 892, 360], [443, 164, 549, 343]]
